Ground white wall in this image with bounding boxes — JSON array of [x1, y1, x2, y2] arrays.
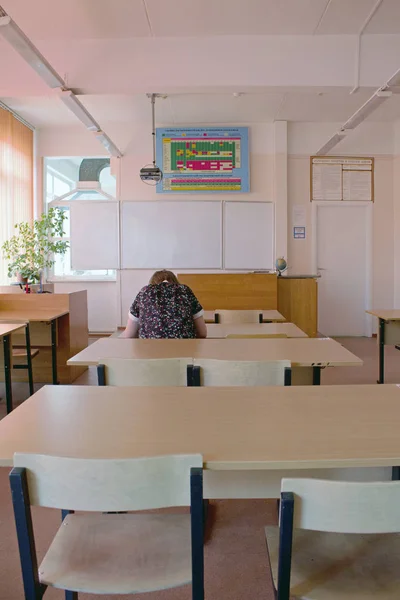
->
[[37, 122, 280, 332], [288, 121, 395, 326]]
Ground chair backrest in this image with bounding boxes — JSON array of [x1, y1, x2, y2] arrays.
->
[[12, 453, 203, 512], [226, 334, 288, 339], [215, 310, 262, 324], [194, 358, 291, 386], [281, 478, 400, 534], [97, 357, 191, 386]]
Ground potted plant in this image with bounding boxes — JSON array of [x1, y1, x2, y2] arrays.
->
[[1, 207, 69, 289]]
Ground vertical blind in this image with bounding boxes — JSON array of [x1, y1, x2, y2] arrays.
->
[[0, 107, 34, 284]]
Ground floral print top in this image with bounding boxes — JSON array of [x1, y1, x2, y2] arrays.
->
[[129, 282, 204, 339]]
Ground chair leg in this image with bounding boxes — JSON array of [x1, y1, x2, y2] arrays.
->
[[25, 324, 34, 396], [65, 591, 78, 600], [191, 467, 204, 600]]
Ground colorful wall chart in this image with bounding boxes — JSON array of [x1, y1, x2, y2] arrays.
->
[[156, 127, 249, 193]]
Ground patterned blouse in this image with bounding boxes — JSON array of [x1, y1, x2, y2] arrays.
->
[[129, 282, 204, 339]]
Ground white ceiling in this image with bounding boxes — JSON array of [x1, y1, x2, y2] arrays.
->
[[4, 88, 399, 130], [1, 0, 400, 135], [2, 0, 400, 37]]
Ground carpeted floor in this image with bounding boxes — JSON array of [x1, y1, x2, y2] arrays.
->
[[0, 336, 398, 599]]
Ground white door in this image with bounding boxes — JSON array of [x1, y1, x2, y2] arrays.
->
[[315, 203, 371, 337]]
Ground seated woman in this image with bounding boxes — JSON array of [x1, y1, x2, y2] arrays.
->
[[120, 269, 207, 339]]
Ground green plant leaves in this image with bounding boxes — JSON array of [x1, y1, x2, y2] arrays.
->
[[1, 207, 69, 283]]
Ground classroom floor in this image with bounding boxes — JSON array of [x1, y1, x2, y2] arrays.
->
[[0, 336, 398, 599]]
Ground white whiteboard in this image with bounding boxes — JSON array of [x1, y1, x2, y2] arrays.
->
[[224, 201, 274, 269], [121, 201, 222, 269], [70, 201, 119, 270]]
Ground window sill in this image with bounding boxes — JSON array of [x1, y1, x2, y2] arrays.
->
[[48, 278, 117, 283]]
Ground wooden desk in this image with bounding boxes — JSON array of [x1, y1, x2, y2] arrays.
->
[[0, 384, 397, 497], [203, 310, 286, 323], [0, 323, 26, 413], [0, 291, 88, 384], [206, 323, 307, 338], [366, 310, 400, 384], [68, 337, 362, 385]]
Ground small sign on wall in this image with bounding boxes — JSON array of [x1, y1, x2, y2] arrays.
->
[[293, 226, 306, 239]]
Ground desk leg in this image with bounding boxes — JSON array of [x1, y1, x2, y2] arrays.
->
[[3, 334, 13, 413], [25, 324, 34, 396], [378, 318, 385, 384], [312, 366, 321, 386], [392, 467, 400, 481], [50, 319, 58, 385]]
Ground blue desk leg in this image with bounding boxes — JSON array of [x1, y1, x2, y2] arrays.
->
[[50, 319, 58, 385], [3, 334, 13, 413], [378, 318, 385, 384], [312, 366, 321, 385]]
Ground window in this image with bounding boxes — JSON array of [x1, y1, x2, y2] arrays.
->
[[44, 157, 117, 281]]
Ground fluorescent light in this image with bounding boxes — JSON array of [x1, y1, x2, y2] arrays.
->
[[57, 90, 101, 131], [94, 131, 122, 158], [0, 15, 64, 88], [342, 94, 386, 130], [315, 132, 346, 156], [386, 68, 400, 88]]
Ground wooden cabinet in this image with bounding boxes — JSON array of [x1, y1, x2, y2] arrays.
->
[[277, 278, 318, 337]]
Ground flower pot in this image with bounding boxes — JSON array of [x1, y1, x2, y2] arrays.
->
[[16, 273, 29, 285]]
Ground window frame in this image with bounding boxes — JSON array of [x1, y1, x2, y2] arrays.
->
[[43, 159, 117, 283]]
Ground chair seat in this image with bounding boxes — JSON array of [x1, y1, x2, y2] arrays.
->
[[265, 526, 400, 600], [39, 513, 192, 595], [12, 348, 39, 360]]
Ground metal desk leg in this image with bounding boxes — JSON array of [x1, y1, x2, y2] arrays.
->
[[312, 366, 321, 385], [50, 319, 58, 385], [378, 318, 385, 384], [3, 334, 13, 413], [392, 467, 400, 481], [25, 324, 34, 396]]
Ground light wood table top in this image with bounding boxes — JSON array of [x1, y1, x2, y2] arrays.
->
[[0, 323, 26, 337], [366, 309, 400, 321], [0, 384, 399, 470], [68, 337, 362, 368], [0, 310, 68, 323], [203, 310, 286, 323], [206, 323, 307, 338]]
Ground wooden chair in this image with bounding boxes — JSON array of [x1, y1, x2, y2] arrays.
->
[[214, 310, 263, 324], [97, 357, 193, 386], [265, 478, 400, 600], [10, 453, 204, 600], [226, 334, 288, 339], [192, 358, 291, 386]]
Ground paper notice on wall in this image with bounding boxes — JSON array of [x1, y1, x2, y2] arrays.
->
[[343, 170, 372, 201], [293, 205, 306, 227], [312, 163, 342, 201]]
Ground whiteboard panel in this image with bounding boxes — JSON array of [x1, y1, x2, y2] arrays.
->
[[70, 202, 119, 270], [224, 202, 274, 270], [121, 201, 222, 269]]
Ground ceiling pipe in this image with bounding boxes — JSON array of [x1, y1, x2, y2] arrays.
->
[[350, 0, 383, 95]]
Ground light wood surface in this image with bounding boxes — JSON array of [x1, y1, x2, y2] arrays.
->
[[178, 273, 278, 310], [203, 309, 285, 323], [195, 358, 290, 386], [278, 277, 318, 337], [0, 309, 68, 322], [206, 323, 306, 338], [68, 337, 362, 368], [0, 323, 26, 337], [0, 384, 399, 470], [0, 291, 88, 383], [100, 358, 190, 386], [366, 309, 400, 320]]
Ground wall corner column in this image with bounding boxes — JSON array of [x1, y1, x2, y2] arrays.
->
[[273, 120, 288, 261]]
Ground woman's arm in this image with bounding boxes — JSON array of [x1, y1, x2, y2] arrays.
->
[[119, 318, 139, 338], [194, 316, 207, 338]]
